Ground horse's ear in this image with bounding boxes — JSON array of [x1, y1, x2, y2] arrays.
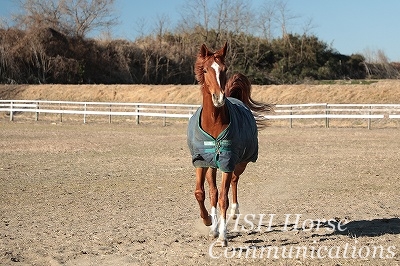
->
[[221, 42, 228, 57], [200, 44, 209, 58], [216, 42, 227, 58]]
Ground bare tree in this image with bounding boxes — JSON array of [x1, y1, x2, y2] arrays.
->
[[299, 17, 316, 61], [154, 14, 170, 44], [16, 0, 64, 30], [29, 31, 53, 83], [61, 0, 118, 38], [222, 0, 255, 72], [362, 48, 395, 78], [133, 16, 149, 39], [301, 17, 316, 36], [374, 49, 398, 78], [15, 0, 118, 38], [0, 28, 22, 83], [258, 0, 276, 41], [214, 0, 228, 46], [223, 0, 253, 34], [274, 0, 298, 39], [153, 14, 171, 83], [179, 0, 212, 42]]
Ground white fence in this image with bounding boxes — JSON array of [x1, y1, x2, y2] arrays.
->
[[265, 103, 400, 129], [1, 100, 400, 128], [0, 100, 198, 126]]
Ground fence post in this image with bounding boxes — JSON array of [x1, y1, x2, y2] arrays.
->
[[136, 105, 140, 125], [367, 105, 371, 130], [35, 101, 39, 121], [83, 103, 87, 124], [325, 104, 330, 128], [163, 106, 167, 126], [109, 104, 112, 124], [60, 103, 63, 122], [289, 106, 293, 128], [9, 101, 13, 121]]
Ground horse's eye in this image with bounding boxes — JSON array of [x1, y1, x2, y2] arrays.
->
[[203, 68, 207, 73]]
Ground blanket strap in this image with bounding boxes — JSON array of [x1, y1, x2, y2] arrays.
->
[[203, 140, 232, 169]]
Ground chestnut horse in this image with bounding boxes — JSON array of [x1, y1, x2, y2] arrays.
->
[[187, 42, 272, 247]]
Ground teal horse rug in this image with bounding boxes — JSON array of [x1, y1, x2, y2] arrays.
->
[[187, 97, 258, 173]]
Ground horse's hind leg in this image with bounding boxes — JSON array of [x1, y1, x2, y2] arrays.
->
[[230, 162, 248, 220], [194, 168, 212, 226]]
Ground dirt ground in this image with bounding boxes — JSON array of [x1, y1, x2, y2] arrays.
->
[[1, 120, 399, 265]]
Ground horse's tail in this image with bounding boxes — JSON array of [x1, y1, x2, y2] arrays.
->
[[225, 73, 274, 128]]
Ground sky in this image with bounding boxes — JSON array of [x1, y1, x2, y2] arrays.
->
[[1, 0, 399, 62]]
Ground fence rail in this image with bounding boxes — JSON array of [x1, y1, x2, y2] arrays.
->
[[1, 100, 400, 128], [265, 103, 400, 129], [0, 100, 198, 126]]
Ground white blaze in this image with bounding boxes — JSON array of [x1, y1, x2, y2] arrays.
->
[[211, 61, 221, 88], [210, 61, 225, 107]]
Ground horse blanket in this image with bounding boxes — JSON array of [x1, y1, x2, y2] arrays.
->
[[187, 97, 258, 172]]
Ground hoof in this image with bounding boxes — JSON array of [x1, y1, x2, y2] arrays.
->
[[216, 238, 228, 247], [203, 215, 212, 226], [209, 228, 219, 238], [230, 204, 240, 220]]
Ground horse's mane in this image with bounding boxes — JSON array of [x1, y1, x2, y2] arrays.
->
[[225, 73, 273, 128], [225, 73, 272, 113], [194, 54, 207, 85]]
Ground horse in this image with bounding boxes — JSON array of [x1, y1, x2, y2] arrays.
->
[[187, 42, 272, 247]]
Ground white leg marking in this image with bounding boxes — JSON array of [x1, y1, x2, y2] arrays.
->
[[209, 206, 219, 238], [218, 217, 228, 247], [230, 203, 240, 220]]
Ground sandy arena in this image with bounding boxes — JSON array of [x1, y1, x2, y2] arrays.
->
[[1, 120, 399, 265]]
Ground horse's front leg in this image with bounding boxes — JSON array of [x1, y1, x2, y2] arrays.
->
[[205, 167, 218, 238], [217, 171, 233, 247], [194, 168, 212, 226]]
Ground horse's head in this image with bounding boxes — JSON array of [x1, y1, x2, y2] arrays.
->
[[195, 42, 228, 108]]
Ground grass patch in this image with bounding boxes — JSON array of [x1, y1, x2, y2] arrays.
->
[[317, 80, 379, 85]]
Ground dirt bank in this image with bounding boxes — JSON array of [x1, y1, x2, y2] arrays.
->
[[1, 80, 400, 104]]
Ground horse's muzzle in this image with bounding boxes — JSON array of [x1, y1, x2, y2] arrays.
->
[[212, 92, 225, 108]]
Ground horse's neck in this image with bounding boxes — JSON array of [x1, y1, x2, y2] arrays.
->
[[201, 93, 229, 139]]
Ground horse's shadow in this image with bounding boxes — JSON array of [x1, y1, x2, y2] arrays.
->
[[333, 217, 400, 237], [227, 217, 400, 243]]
